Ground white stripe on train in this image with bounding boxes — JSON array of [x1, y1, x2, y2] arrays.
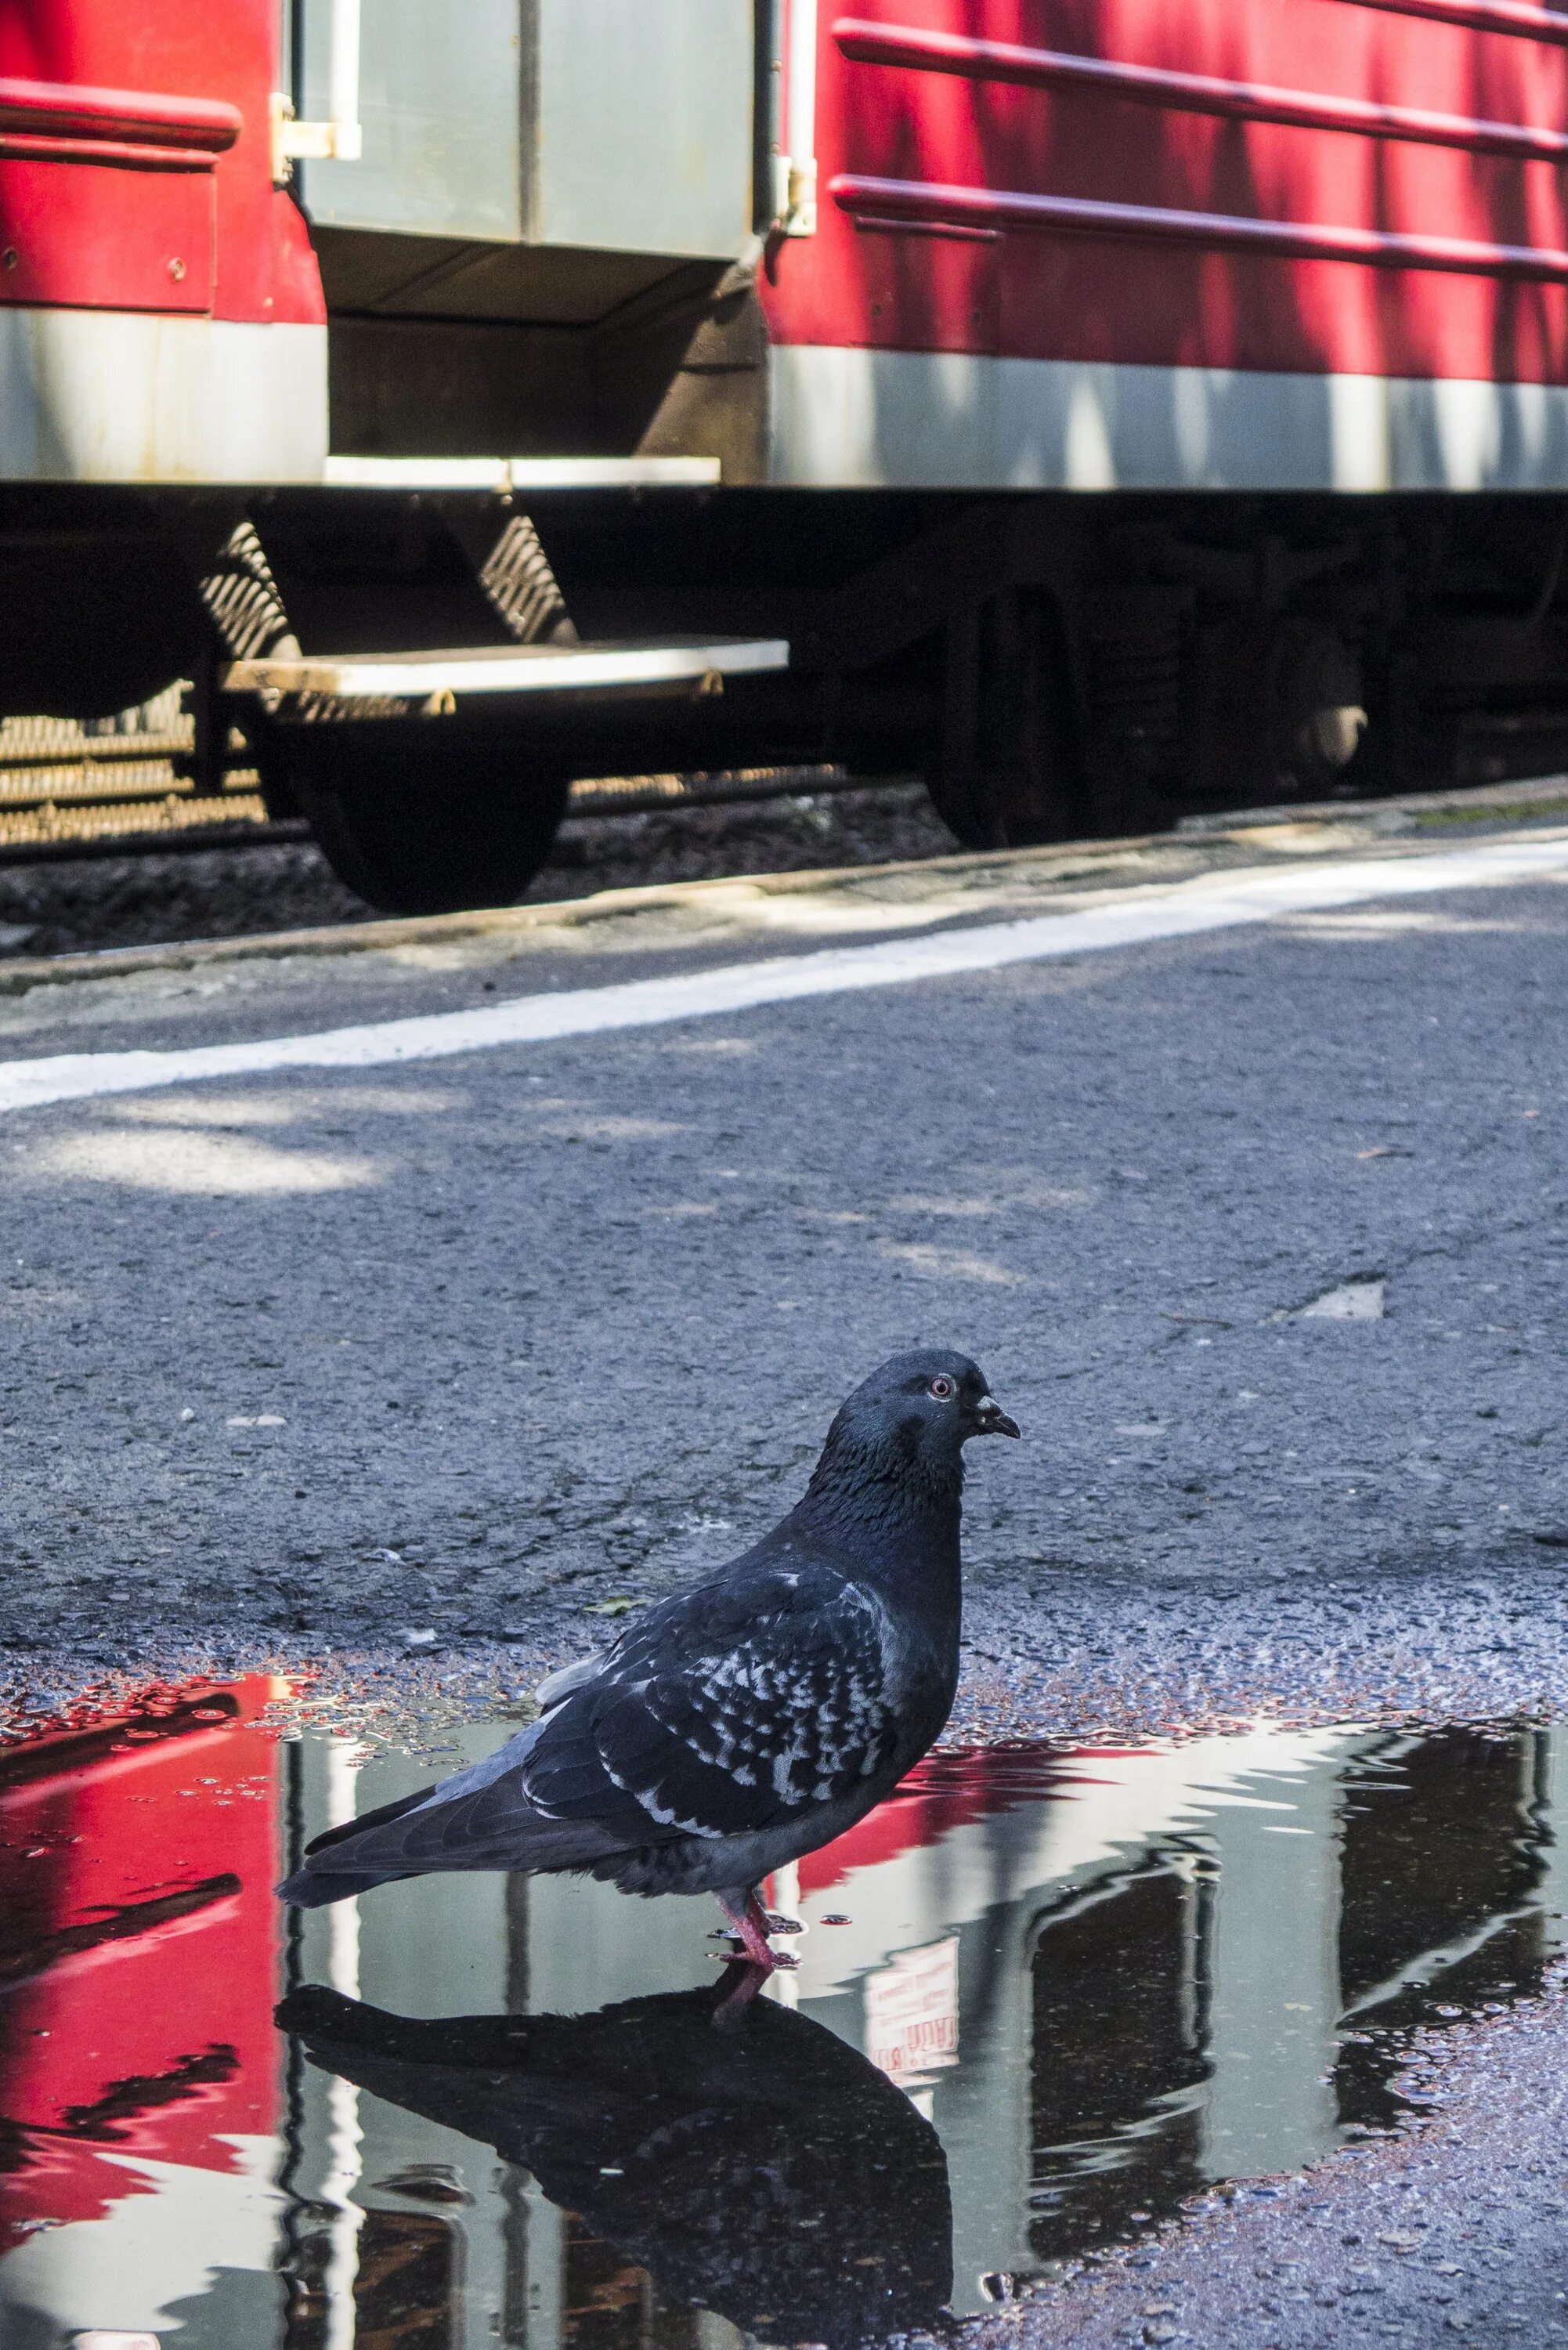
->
[[1, 833, 1566, 1116], [765, 345, 1568, 494]]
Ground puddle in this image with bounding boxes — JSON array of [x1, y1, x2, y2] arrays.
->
[[0, 1687, 1564, 2347]]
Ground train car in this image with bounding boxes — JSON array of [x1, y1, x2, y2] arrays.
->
[[5, 0, 1568, 913]]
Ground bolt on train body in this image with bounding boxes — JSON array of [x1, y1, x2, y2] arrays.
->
[[5, 0, 1568, 910]]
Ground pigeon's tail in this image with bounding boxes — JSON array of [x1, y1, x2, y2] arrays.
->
[[277, 1862, 414, 1908], [276, 1784, 435, 1909], [275, 1770, 631, 1907]]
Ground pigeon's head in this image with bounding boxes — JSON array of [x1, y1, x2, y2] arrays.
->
[[826, 1349, 1021, 1480]]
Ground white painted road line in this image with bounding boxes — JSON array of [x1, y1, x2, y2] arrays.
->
[[1, 834, 1565, 1118]]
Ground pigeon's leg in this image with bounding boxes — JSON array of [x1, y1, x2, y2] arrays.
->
[[714, 1886, 789, 1970]]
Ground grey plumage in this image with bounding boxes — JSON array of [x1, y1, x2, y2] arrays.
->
[[279, 1347, 1019, 1957]]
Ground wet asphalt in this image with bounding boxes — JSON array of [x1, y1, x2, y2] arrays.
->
[[2, 790, 1568, 2345], [977, 1965, 1568, 2349]]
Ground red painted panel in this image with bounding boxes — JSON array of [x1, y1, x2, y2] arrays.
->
[[762, 0, 1568, 383], [0, 1678, 284, 2251], [0, 153, 215, 312], [0, 5, 323, 327], [846, 211, 1001, 352]]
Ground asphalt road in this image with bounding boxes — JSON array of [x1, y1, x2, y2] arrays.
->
[[4, 789, 1568, 2347], [0, 790, 1562, 1712]]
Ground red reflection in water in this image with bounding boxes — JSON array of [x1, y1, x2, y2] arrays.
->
[[0, 1683, 1121, 2266], [0, 1676, 284, 2254], [797, 1738, 1128, 1894]]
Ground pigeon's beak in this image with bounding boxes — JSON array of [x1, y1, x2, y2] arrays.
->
[[973, 1394, 1021, 1439]]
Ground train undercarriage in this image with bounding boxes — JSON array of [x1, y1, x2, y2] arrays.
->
[[4, 479, 1566, 913], [8, 0, 1568, 913]]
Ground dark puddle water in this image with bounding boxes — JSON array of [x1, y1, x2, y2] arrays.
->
[[0, 1687, 1563, 2348]]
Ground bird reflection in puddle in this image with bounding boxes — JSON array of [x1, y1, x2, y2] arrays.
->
[[277, 1970, 954, 2350]]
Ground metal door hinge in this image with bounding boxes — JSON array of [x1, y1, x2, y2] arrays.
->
[[272, 92, 363, 181]]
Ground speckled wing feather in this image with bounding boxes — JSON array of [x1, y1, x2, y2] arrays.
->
[[294, 1565, 900, 1881], [519, 1564, 900, 1843]]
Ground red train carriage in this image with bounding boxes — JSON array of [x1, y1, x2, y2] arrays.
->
[[5, 0, 1568, 913]]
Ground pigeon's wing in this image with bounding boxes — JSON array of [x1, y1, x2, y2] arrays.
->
[[518, 1566, 901, 1842], [292, 1567, 898, 1881]]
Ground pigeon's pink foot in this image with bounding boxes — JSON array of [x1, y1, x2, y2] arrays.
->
[[714, 1886, 780, 1969]]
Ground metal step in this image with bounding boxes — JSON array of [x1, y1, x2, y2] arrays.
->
[[221, 635, 789, 703], [320, 454, 722, 491]]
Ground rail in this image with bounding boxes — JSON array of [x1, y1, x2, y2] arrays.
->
[[1347, 0, 1568, 43], [0, 747, 874, 871]]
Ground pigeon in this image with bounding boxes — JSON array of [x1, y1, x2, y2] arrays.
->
[[276, 1976, 952, 2348], [278, 1347, 1019, 1969]]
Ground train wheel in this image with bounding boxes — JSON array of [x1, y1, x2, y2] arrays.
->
[[1193, 616, 1366, 804], [925, 593, 1087, 849], [255, 719, 571, 916]]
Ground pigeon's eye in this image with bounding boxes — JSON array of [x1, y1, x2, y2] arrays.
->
[[929, 1374, 956, 1401]]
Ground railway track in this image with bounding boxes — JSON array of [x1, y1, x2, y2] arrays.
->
[[0, 772, 891, 867], [3, 692, 1566, 966], [0, 694, 883, 866], [0, 696, 952, 957]]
